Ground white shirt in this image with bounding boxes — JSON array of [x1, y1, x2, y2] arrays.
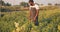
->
[[29, 4, 39, 10]]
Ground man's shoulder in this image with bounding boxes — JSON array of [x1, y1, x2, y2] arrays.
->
[[35, 4, 39, 9]]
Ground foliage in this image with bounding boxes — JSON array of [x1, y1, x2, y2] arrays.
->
[[20, 2, 29, 7], [0, 8, 60, 32], [0, 0, 11, 6]]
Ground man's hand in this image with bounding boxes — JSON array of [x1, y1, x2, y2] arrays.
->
[[33, 9, 39, 21]]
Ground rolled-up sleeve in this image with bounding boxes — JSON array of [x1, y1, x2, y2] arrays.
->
[[35, 5, 39, 10]]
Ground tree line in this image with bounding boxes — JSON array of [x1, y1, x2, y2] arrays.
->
[[0, 0, 11, 6], [0, 0, 60, 7]]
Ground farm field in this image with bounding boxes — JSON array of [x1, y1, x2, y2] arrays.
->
[[0, 8, 60, 32]]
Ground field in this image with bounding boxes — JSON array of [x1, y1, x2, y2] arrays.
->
[[0, 7, 60, 32]]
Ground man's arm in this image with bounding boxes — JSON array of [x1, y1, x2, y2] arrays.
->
[[34, 9, 39, 21], [36, 9, 39, 17], [33, 4, 39, 21]]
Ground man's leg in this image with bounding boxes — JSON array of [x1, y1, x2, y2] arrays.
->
[[34, 16, 39, 26]]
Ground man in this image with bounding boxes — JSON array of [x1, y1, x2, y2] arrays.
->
[[29, 0, 39, 26]]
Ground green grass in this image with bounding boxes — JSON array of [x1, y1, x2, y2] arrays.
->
[[0, 8, 60, 32]]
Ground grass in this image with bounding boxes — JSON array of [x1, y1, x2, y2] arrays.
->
[[0, 8, 60, 32]]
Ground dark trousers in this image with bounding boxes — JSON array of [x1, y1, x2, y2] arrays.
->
[[34, 16, 39, 26]]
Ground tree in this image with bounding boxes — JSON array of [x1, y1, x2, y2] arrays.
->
[[20, 2, 29, 7], [48, 3, 52, 6], [0, 0, 11, 6], [55, 3, 60, 6], [0, 0, 5, 6], [41, 4, 44, 6], [5, 3, 11, 6]]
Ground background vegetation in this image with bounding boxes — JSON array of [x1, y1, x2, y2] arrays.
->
[[0, 0, 60, 32]]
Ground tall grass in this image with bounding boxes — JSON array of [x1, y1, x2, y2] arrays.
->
[[0, 8, 60, 32]]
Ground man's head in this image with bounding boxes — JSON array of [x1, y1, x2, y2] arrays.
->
[[29, 0, 34, 6]]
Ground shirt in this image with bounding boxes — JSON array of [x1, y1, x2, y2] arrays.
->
[[29, 4, 39, 10], [29, 4, 39, 20]]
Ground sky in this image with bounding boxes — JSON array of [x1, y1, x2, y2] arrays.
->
[[2, 0, 60, 5]]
